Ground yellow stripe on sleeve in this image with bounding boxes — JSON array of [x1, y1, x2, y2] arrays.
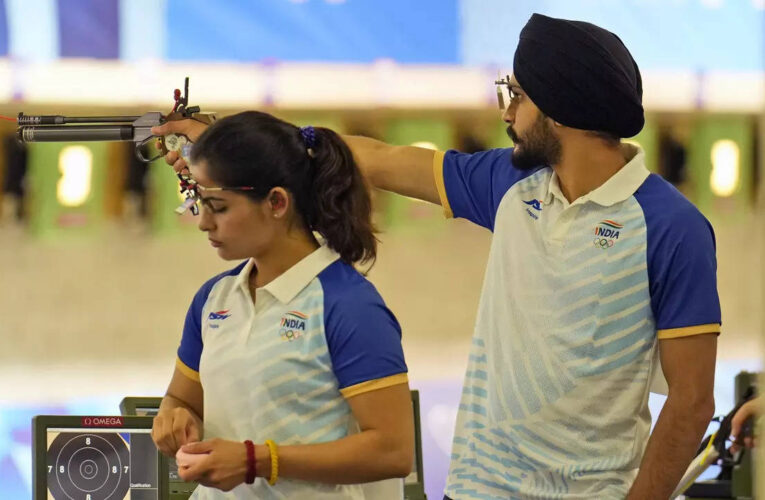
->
[[657, 323, 721, 340], [176, 357, 201, 382], [432, 150, 453, 218], [340, 373, 409, 399]]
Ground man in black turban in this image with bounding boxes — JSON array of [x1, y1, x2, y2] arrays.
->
[[504, 13, 645, 176], [155, 14, 719, 500], [487, 15, 715, 500], [514, 13, 644, 139]]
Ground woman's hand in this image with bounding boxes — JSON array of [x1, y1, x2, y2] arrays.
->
[[151, 406, 203, 456], [177, 438, 248, 492]]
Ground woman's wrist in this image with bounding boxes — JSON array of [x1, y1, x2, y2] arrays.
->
[[255, 444, 272, 479]]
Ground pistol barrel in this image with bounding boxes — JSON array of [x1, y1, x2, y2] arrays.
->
[[17, 114, 140, 126], [18, 125, 135, 143]]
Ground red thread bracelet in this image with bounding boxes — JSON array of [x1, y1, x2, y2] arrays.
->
[[244, 440, 256, 484]]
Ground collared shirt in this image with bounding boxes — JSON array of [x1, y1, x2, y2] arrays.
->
[[177, 245, 408, 500], [433, 145, 721, 499]]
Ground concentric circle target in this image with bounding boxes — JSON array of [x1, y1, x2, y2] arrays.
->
[[47, 432, 130, 500]]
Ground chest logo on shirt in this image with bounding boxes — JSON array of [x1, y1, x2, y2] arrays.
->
[[522, 199, 543, 220], [279, 310, 309, 341], [593, 219, 623, 249], [207, 310, 231, 329]]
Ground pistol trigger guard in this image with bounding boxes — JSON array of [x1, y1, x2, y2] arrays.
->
[[136, 136, 161, 163]]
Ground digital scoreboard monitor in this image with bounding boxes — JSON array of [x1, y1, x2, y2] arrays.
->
[[33, 415, 167, 500]]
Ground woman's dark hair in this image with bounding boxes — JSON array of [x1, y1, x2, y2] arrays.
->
[[189, 111, 377, 266]]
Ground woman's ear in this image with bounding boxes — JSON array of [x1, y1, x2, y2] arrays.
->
[[268, 187, 290, 218]]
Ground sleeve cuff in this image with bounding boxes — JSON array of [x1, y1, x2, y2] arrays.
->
[[339, 373, 409, 398], [432, 150, 453, 218], [176, 357, 201, 382], [657, 323, 721, 340]]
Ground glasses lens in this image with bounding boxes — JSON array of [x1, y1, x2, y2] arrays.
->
[[497, 85, 511, 110]]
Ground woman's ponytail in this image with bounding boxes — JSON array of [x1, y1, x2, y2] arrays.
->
[[309, 127, 377, 266]]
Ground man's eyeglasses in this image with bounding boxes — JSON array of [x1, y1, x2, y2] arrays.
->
[[494, 74, 520, 111]]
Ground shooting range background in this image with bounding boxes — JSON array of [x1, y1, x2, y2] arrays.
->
[[0, 0, 763, 498]]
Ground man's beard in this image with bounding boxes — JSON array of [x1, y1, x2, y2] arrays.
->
[[507, 115, 562, 170]]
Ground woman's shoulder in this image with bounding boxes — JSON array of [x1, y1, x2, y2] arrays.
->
[[192, 260, 249, 301], [317, 260, 401, 336], [316, 260, 385, 307]]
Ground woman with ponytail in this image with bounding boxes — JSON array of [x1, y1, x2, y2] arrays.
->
[[150, 111, 413, 499]]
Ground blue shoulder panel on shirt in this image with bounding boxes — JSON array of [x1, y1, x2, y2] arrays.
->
[[634, 174, 721, 331], [318, 261, 407, 390], [442, 147, 543, 230], [178, 261, 248, 372]]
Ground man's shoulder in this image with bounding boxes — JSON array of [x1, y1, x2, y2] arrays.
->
[[633, 173, 710, 228], [633, 174, 715, 261]]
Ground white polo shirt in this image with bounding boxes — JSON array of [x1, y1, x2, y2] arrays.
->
[[434, 145, 721, 499], [176, 245, 408, 500]]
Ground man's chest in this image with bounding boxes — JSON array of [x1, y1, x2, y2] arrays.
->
[[485, 192, 652, 318], [499, 191, 646, 260]]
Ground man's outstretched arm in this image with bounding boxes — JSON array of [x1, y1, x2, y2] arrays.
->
[[342, 135, 441, 204]]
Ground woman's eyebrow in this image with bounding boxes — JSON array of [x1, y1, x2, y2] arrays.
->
[[200, 195, 226, 203]]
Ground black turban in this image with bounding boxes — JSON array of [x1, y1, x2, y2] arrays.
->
[[513, 13, 644, 138]]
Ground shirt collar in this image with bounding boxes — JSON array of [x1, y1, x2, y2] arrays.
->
[[235, 244, 340, 304], [544, 144, 650, 207], [543, 171, 562, 205]]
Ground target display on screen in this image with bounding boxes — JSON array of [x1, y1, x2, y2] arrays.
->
[[33, 416, 162, 500]]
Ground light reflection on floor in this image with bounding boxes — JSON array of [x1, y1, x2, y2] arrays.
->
[[1, 359, 760, 499]]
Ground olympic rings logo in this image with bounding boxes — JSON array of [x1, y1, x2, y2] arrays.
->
[[280, 328, 303, 341], [593, 237, 615, 249]]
